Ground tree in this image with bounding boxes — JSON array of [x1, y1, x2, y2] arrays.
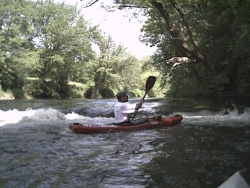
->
[[82, 0, 250, 97], [85, 26, 143, 98], [29, 0, 95, 97], [0, 0, 33, 97]]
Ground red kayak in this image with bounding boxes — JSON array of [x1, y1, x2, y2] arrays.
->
[[69, 115, 183, 134]]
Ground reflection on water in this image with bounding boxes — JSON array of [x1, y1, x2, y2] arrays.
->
[[0, 97, 250, 187]]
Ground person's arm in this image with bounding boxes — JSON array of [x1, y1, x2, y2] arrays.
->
[[128, 99, 144, 120], [135, 98, 144, 110]]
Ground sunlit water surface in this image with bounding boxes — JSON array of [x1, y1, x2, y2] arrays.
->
[[0, 97, 250, 188]]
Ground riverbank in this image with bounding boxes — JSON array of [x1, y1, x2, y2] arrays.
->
[[0, 94, 14, 100]]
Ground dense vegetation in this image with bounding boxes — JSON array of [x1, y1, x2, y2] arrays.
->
[[0, 0, 158, 99], [0, 0, 249, 99], [107, 0, 249, 97]]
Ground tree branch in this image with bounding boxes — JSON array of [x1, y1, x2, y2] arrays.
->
[[169, 0, 204, 59], [166, 57, 197, 70], [82, 0, 99, 8]]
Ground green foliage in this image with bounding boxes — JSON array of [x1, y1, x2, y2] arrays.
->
[[84, 28, 147, 98], [99, 88, 114, 98], [0, 86, 14, 99], [84, 87, 94, 98], [27, 79, 58, 98], [69, 84, 86, 98], [0, 0, 158, 99], [1, 0, 248, 98], [0, 0, 32, 94], [137, 0, 250, 97], [29, 0, 95, 97]]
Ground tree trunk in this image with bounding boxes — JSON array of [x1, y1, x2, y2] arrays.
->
[[149, 0, 219, 75], [91, 70, 107, 98]]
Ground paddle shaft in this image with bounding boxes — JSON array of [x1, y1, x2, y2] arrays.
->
[[132, 76, 156, 120]]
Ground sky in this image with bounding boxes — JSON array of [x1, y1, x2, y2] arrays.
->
[[55, 0, 156, 59]]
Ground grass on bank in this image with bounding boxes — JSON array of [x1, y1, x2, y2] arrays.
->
[[0, 76, 165, 99], [0, 88, 14, 99], [0, 80, 87, 99]]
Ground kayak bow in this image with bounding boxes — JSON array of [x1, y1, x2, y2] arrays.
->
[[218, 171, 250, 188]]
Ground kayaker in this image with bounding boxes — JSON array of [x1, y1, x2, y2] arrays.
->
[[114, 90, 144, 124]]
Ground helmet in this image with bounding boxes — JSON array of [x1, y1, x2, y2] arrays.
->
[[116, 90, 129, 100]]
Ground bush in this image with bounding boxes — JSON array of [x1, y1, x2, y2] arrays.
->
[[100, 88, 114, 98]]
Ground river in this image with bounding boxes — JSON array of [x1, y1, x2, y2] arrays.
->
[[0, 97, 250, 188]]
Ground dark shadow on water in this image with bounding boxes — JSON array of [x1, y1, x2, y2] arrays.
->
[[139, 125, 250, 188]]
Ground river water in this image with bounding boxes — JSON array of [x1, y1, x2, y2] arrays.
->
[[0, 97, 250, 188]]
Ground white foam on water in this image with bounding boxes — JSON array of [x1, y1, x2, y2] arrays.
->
[[1, 106, 250, 127], [0, 108, 36, 126], [181, 108, 250, 126], [0, 108, 115, 127]]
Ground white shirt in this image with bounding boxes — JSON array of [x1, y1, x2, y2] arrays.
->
[[114, 102, 136, 123]]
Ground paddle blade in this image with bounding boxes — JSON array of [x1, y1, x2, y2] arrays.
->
[[132, 76, 156, 120], [145, 76, 156, 92]]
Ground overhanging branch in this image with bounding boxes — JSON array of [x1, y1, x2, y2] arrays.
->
[[83, 0, 99, 8], [166, 57, 197, 70]]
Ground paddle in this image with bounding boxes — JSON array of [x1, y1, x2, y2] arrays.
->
[[132, 76, 156, 120]]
